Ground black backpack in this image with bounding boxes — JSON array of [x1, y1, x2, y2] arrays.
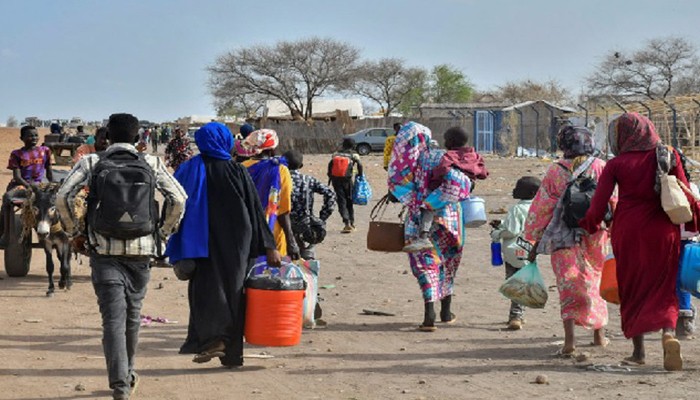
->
[[87, 150, 158, 240], [558, 158, 598, 229]]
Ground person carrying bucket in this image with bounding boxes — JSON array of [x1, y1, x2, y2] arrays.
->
[[402, 126, 488, 253], [387, 123, 472, 331], [490, 176, 541, 330], [165, 122, 281, 368]]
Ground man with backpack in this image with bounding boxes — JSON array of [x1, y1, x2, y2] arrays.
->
[[56, 113, 187, 400], [328, 138, 363, 233]]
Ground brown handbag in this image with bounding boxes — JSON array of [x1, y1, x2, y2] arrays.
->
[[367, 195, 406, 252]]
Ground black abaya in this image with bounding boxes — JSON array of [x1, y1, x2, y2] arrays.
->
[[179, 157, 275, 367]]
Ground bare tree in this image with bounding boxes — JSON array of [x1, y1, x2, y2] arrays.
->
[[209, 37, 360, 120], [674, 64, 700, 95], [586, 37, 697, 100], [212, 81, 266, 119], [495, 79, 572, 104], [350, 58, 428, 116], [6, 116, 18, 127]]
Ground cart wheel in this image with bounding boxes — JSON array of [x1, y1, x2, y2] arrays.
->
[[5, 214, 32, 277]]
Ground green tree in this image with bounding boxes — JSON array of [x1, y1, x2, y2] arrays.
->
[[430, 64, 473, 103]]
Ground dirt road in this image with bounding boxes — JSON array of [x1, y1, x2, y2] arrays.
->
[[0, 131, 697, 399]]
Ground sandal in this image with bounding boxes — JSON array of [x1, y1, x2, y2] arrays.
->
[[417, 324, 437, 332], [621, 356, 645, 366], [554, 348, 576, 358], [663, 334, 683, 371], [193, 342, 226, 364], [440, 313, 457, 324], [591, 337, 610, 348], [193, 350, 226, 363]]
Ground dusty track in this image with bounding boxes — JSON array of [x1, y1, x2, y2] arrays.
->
[[0, 131, 697, 399]]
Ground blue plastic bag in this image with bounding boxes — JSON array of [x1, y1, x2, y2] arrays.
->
[[352, 175, 372, 205]]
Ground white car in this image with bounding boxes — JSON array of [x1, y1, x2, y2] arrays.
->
[[68, 117, 84, 129]]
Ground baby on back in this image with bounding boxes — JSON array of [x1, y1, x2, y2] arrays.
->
[[403, 126, 489, 253]]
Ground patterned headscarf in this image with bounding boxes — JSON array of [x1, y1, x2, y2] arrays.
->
[[557, 126, 594, 159], [608, 112, 660, 156], [387, 122, 432, 205], [234, 140, 256, 158], [241, 129, 279, 155]]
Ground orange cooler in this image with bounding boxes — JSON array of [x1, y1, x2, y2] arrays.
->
[[245, 288, 305, 347]]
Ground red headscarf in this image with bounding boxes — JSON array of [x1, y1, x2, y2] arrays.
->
[[609, 112, 660, 155]]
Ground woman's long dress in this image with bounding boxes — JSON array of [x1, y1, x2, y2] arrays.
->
[[179, 158, 275, 366], [581, 150, 693, 338], [524, 158, 608, 329]]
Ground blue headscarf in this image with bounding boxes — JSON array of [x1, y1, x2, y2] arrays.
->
[[165, 122, 233, 263]]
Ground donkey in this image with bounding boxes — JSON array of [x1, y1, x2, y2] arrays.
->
[[23, 184, 72, 297]]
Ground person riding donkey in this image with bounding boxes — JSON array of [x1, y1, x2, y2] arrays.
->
[[0, 125, 53, 247]]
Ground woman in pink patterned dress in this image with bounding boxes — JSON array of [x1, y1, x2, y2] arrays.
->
[[523, 126, 608, 355]]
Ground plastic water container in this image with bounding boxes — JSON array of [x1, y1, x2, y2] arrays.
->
[[491, 242, 503, 266], [245, 288, 305, 346], [462, 197, 487, 228], [600, 254, 620, 304], [680, 242, 700, 298]]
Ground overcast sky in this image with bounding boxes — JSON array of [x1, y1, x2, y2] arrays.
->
[[1, 0, 699, 123]]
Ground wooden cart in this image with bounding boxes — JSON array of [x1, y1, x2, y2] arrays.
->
[[44, 134, 82, 166]]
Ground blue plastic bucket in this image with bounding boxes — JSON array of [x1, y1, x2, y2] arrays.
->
[[461, 197, 487, 228], [680, 242, 700, 298]]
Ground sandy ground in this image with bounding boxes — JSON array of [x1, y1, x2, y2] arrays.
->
[[0, 128, 698, 399]]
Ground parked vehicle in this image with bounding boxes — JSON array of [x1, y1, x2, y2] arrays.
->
[[346, 127, 393, 156], [68, 117, 84, 129]]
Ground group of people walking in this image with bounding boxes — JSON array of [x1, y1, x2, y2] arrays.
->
[[387, 113, 696, 373], [10, 111, 697, 398]]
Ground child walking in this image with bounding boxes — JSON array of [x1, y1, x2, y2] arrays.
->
[[403, 127, 488, 252], [284, 150, 336, 259], [490, 176, 541, 330]]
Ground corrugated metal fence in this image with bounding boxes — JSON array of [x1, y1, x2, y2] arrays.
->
[[260, 118, 465, 154]]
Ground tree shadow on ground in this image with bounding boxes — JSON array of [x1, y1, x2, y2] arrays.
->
[[12, 389, 112, 400], [285, 357, 689, 377], [0, 326, 189, 356], [0, 273, 92, 295], [0, 365, 265, 379]]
